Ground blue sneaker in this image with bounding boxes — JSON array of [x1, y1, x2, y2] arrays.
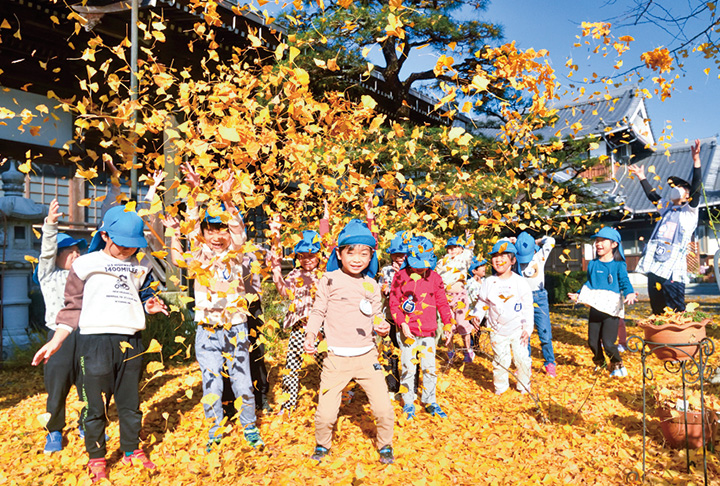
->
[[78, 426, 84, 440], [206, 436, 222, 453], [44, 431, 62, 454], [311, 445, 330, 462], [425, 403, 448, 418], [243, 425, 264, 449], [402, 403, 416, 420]]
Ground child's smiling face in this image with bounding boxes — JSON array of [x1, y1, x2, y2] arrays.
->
[[390, 253, 406, 266], [57, 245, 81, 270], [446, 245, 463, 257], [491, 252, 514, 276], [337, 245, 373, 277], [594, 237, 618, 260], [202, 224, 231, 253], [297, 251, 320, 271]]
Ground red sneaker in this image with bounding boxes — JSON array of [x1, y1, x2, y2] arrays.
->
[[544, 363, 557, 378], [87, 458, 107, 483], [122, 449, 156, 469]]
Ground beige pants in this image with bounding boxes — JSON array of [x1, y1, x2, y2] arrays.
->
[[315, 349, 394, 450]]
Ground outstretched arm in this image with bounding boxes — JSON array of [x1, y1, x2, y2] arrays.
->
[[689, 139, 703, 208], [628, 164, 662, 204]]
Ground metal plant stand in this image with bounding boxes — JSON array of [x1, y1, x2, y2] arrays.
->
[[626, 335, 715, 484]]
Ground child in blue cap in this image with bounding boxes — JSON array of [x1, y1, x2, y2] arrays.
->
[[33, 204, 168, 482], [569, 227, 637, 377], [378, 230, 411, 393], [267, 208, 330, 414], [36, 199, 87, 454], [304, 219, 395, 465], [389, 236, 454, 420], [436, 234, 476, 362], [470, 240, 533, 395], [164, 166, 264, 451], [513, 231, 558, 378]]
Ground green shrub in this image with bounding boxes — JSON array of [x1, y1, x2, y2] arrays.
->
[[545, 271, 587, 304]]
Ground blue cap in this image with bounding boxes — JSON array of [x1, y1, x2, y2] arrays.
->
[[404, 236, 437, 270], [515, 232, 539, 265], [445, 236, 464, 248], [386, 231, 410, 254], [88, 205, 148, 252], [204, 202, 227, 224], [326, 219, 378, 277], [293, 230, 321, 254], [467, 256, 486, 278], [591, 226, 625, 261], [57, 233, 88, 251], [490, 239, 517, 256]]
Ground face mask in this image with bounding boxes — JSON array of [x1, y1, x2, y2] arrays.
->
[[670, 187, 685, 202]]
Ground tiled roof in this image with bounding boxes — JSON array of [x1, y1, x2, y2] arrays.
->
[[614, 137, 720, 213], [534, 85, 647, 143]]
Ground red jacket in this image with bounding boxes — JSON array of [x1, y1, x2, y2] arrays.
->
[[389, 267, 453, 337]]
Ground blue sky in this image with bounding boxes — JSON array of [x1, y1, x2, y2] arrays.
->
[[255, 0, 720, 144]]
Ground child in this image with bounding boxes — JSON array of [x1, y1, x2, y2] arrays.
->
[[629, 139, 703, 315], [569, 227, 638, 377], [304, 219, 395, 464], [267, 218, 328, 414], [165, 166, 263, 451], [465, 257, 486, 307], [389, 236, 453, 420], [470, 241, 533, 395], [32, 205, 168, 482], [514, 232, 558, 378], [37, 199, 87, 453], [436, 235, 476, 362], [378, 230, 411, 393]]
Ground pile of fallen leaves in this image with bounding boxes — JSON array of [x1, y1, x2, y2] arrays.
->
[[1, 299, 719, 485]]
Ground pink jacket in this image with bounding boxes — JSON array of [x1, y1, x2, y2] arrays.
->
[[389, 268, 454, 337]]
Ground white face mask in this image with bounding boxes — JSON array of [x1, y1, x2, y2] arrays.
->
[[670, 187, 686, 202]]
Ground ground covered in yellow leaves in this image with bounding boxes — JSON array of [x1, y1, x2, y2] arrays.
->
[[2, 300, 720, 485]]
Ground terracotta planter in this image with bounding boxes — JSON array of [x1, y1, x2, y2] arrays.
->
[[637, 318, 710, 362], [656, 406, 717, 449]]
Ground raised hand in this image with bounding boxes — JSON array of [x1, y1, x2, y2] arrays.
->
[[691, 139, 701, 166], [181, 162, 201, 189], [47, 198, 61, 224], [627, 164, 645, 180], [162, 214, 180, 232]]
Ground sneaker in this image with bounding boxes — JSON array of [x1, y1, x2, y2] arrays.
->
[[123, 449, 156, 469], [311, 445, 330, 462], [610, 365, 628, 378], [464, 350, 475, 363], [243, 424, 264, 449], [87, 458, 107, 483], [424, 403, 448, 419], [544, 363, 557, 378], [78, 426, 85, 440], [617, 344, 627, 353], [378, 445, 394, 464], [402, 403, 416, 420], [44, 431, 62, 454], [206, 437, 222, 453]]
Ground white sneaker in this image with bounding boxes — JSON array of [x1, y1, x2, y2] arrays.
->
[[610, 365, 628, 378]]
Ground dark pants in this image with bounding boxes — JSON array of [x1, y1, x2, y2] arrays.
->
[[648, 273, 686, 315], [222, 300, 268, 410], [44, 330, 83, 432], [588, 308, 622, 366], [382, 324, 401, 393], [79, 332, 144, 459]]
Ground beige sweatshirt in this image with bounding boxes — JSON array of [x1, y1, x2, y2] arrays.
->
[[306, 269, 386, 350]]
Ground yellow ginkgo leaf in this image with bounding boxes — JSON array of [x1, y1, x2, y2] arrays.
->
[[362, 282, 375, 293], [119, 341, 134, 353], [37, 412, 51, 428], [146, 339, 162, 354], [200, 393, 220, 406]]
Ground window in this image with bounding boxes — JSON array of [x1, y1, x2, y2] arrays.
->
[[27, 164, 72, 218]]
